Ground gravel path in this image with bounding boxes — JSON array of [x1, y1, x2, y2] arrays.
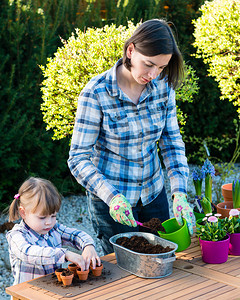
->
[[0, 164, 239, 299]]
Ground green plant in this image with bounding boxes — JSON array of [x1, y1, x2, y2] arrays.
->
[[40, 22, 199, 140], [193, 0, 240, 118], [196, 214, 227, 241], [222, 209, 240, 234], [232, 180, 240, 209]]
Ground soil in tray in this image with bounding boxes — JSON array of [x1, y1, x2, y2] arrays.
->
[[116, 235, 173, 254], [142, 218, 166, 232]]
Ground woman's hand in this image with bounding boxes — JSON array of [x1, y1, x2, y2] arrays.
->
[[109, 194, 137, 227]]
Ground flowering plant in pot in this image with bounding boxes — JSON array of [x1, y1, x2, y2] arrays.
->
[[192, 159, 216, 220], [222, 209, 240, 255], [196, 213, 229, 264]]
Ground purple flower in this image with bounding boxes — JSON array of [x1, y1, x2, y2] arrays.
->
[[125, 210, 130, 216], [208, 216, 218, 223], [114, 205, 120, 211], [177, 205, 183, 212], [201, 158, 215, 178], [192, 167, 203, 181]]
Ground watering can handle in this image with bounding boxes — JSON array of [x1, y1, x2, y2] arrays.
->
[[155, 255, 176, 264]]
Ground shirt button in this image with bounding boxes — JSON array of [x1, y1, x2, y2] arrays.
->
[[135, 112, 139, 115], [140, 165, 144, 168], [139, 132, 143, 137], [138, 148, 141, 152], [138, 183, 142, 186]]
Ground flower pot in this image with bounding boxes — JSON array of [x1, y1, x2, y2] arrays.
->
[[90, 263, 103, 277], [199, 235, 230, 264], [158, 218, 191, 252], [55, 268, 65, 282], [60, 270, 74, 286], [68, 263, 78, 276], [222, 183, 233, 202], [76, 268, 89, 281], [194, 210, 205, 222], [196, 218, 205, 230], [216, 202, 240, 218], [229, 233, 240, 256]]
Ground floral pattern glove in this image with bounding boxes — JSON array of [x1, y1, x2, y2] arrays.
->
[[109, 194, 137, 227], [173, 192, 193, 235]]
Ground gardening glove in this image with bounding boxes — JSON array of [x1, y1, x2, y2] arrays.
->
[[173, 192, 193, 235], [109, 194, 137, 227]]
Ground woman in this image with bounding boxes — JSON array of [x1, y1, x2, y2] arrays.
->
[[68, 19, 193, 255]]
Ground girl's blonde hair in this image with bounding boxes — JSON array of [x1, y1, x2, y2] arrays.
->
[[9, 177, 62, 221]]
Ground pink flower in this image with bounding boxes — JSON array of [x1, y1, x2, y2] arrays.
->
[[177, 205, 183, 212], [208, 216, 218, 223], [114, 205, 120, 211], [229, 209, 240, 217]]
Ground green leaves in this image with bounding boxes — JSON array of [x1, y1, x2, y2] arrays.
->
[[193, 0, 240, 117], [232, 180, 240, 209]]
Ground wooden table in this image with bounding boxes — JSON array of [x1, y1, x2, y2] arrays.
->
[[6, 235, 240, 300]]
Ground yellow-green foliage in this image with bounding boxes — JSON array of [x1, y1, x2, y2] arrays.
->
[[193, 0, 240, 117], [41, 22, 199, 140]]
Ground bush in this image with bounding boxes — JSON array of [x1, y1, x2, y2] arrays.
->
[[193, 0, 240, 117], [41, 22, 199, 140]]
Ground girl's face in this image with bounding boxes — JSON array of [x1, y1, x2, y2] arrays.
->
[[19, 203, 57, 235], [126, 43, 172, 85]]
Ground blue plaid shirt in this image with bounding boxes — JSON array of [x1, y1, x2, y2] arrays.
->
[[68, 59, 188, 206], [6, 220, 94, 285]]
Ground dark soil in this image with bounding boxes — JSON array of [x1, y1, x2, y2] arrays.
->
[[61, 269, 73, 276], [142, 218, 166, 232], [116, 235, 173, 254]]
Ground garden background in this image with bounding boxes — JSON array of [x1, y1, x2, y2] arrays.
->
[[0, 0, 239, 211]]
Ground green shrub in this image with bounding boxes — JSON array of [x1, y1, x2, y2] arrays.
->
[[193, 0, 240, 117], [41, 22, 199, 140]]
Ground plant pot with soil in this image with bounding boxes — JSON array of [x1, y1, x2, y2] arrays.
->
[[90, 263, 103, 277], [55, 268, 65, 282], [76, 267, 89, 280], [68, 263, 78, 276], [216, 202, 240, 218], [60, 270, 74, 286]]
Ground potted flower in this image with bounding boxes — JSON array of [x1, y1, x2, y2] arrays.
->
[[196, 213, 229, 264], [222, 209, 240, 255], [217, 179, 240, 217]]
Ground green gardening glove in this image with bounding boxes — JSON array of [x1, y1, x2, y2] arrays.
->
[[173, 192, 193, 235], [109, 194, 137, 227]]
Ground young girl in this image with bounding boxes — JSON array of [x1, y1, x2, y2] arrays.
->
[[6, 177, 101, 285], [68, 19, 193, 255]]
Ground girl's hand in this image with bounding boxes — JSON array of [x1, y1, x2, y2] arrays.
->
[[65, 250, 86, 270], [82, 244, 101, 270]]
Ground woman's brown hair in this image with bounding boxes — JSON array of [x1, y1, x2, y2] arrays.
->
[[123, 19, 184, 89]]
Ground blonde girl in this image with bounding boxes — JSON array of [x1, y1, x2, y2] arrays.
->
[[7, 177, 101, 285]]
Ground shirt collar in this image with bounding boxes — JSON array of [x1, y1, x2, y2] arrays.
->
[[105, 58, 154, 97], [21, 220, 52, 242]]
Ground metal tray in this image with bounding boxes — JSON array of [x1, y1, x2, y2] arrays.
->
[[109, 232, 178, 278]]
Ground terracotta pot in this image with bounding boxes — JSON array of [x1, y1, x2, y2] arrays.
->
[[55, 268, 65, 282], [90, 263, 103, 277], [68, 263, 78, 276], [60, 271, 74, 286], [222, 183, 233, 202], [199, 234, 230, 264], [76, 268, 89, 281], [216, 202, 240, 218]]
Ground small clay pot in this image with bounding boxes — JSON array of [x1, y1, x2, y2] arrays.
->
[[222, 183, 233, 202], [68, 263, 78, 276], [76, 267, 89, 281], [55, 268, 65, 282], [90, 263, 103, 277], [216, 201, 240, 218], [60, 270, 74, 286]]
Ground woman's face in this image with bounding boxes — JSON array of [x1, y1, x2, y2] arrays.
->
[[127, 43, 172, 85]]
